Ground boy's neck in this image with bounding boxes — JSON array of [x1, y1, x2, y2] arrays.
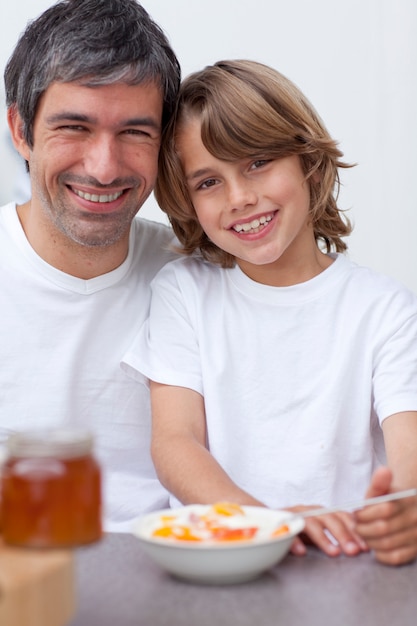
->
[[237, 250, 334, 287]]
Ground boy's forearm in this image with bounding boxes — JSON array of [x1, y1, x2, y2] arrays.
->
[[152, 435, 264, 506], [383, 411, 417, 488]]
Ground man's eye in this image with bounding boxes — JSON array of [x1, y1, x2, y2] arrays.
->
[[59, 125, 86, 131], [124, 129, 151, 137], [124, 128, 162, 141]]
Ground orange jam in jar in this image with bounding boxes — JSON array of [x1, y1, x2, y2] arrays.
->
[[1, 429, 102, 548]]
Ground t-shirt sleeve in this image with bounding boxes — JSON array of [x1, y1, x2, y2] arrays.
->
[[121, 262, 203, 394], [372, 286, 417, 422]]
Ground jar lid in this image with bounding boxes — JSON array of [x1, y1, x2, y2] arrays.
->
[[6, 428, 94, 458]]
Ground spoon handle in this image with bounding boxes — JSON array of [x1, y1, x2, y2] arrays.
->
[[301, 488, 417, 518]]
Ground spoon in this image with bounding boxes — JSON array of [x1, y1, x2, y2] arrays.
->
[[299, 488, 417, 518]]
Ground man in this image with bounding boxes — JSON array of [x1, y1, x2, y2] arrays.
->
[[0, 0, 181, 530]]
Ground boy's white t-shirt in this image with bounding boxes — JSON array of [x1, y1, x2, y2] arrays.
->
[[122, 253, 417, 509], [0, 202, 177, 530]]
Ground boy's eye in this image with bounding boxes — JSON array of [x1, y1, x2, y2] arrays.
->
[[199, 178, 218, 190], [251, 159, 270, 169]]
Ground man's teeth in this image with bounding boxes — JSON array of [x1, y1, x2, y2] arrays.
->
[[73, 189, 123, 203], [233, 214, 273, 233]]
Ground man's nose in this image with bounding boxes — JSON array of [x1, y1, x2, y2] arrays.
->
[[83, 135, 122, 185]]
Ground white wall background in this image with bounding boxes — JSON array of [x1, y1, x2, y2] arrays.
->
[[1, 0, 416, 292]]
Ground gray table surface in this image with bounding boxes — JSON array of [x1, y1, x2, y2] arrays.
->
[[68, 533, 417, 626]]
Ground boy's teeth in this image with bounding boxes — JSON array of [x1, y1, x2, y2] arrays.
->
[[233, 214, 273, 233], [74, 189, 123, 203]]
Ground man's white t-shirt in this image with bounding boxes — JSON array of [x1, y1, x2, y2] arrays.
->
[[123, 253, 417, 509], [0, 202, 176, 531]]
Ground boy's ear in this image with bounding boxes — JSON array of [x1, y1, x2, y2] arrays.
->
[[7, 105, 31, 162]]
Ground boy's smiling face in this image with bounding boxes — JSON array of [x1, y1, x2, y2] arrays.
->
[[178, 116, 330, 285]]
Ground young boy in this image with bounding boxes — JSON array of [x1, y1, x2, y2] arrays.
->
[[122, 60, 417, 564]]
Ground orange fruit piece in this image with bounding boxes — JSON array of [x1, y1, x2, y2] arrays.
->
[[211, 502, 245, 516], [153, 524, 202, 542], [271, 524, 289, 537], [211, 526, 258, 541], [152, 525, 175, 538]]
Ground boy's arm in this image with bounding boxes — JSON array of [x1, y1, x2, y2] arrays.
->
[[150, 381, 264, 506], [150, 381, 368, 558], [383, 411, 417, 487], [354, 411, 417, 565]]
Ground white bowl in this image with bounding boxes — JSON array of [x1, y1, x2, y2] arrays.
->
[[132, 505, 304, 585]]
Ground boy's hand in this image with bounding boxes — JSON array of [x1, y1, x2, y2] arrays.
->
[[354, 466, 417, 566], [286, 505, 368, 557]]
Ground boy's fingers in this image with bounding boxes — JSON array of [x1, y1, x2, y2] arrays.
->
[[290, 536, 307, 556], [364, 466, 393, 499]]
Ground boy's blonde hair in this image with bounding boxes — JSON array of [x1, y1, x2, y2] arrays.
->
[[155, 59, 353, 268]]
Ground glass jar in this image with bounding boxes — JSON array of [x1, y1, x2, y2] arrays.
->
[[1, 428, 102, 548]]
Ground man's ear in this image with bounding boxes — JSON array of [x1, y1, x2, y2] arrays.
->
[[7, 105, 31, 162]]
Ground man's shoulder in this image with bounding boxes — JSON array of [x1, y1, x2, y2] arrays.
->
[[133, 215, 173, 239], [133, 216, 176, 250], [130, 217, 178, 276], [0, 202, 18, 238], [0, 201, 16, 219]]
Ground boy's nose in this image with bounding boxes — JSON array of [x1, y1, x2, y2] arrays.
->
[[228, 180, 258, 210]]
